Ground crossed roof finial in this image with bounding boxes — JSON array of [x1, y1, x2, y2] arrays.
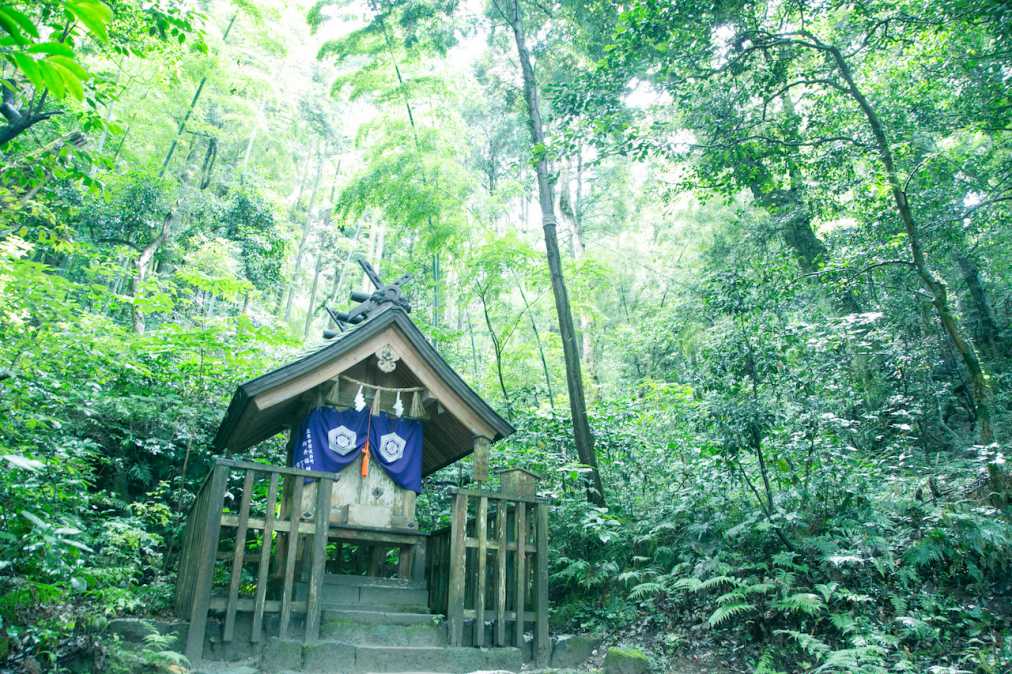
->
[[324, 258, 412, 337]]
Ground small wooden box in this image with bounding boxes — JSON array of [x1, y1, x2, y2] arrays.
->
[[498, 467, 540, 499]]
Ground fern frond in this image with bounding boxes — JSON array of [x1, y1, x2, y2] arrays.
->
[[775, 629, 830, 657], [707, 601, 754, 627], [829, 612, 856, 634], [698, 575, 740, 592], [814, 582, 838, 603], [777, 592, 825, 616], [629, 581, 665, 600], [617, 570, 644, 584], [672, 577, 703, 592]]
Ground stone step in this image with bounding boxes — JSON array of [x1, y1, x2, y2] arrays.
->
[[297, 642, 524, 673], [323, 574, 426, 591], [296, 582, 430, 612], [320, 617, 446, 647], [323, 609, 440, 627]]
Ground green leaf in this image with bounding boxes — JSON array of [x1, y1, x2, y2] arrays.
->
[[0, 7, 37, 45], [27, 42, 75, 57], [47, 55, 88, 81], [37, 61, 65, 99], [2, 454, 43, 471], [47, 61, 84, 100], [66, 0, 113, 42], [20, 510, 49, 530], [62, 539, 94, 553]]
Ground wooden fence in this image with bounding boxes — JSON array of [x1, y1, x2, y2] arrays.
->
[[426, 488, 550, 663], [174, 459, 333, 663]]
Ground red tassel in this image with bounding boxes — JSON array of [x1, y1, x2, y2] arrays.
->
[[361, 439, 370, 477]]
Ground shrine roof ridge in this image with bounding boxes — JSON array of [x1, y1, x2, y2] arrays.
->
[[212, 304, 514, 456]]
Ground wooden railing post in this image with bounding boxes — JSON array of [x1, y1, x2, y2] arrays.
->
[[495, 499, 508, 646], [279, 475, 304, 639], [447, 491, 468, 646], [224, 470, 254, 642], [251, 472, 280, 642], [534, 502, 550, 665], [514, 501, 526, 648], [305, 476, 333, 641], [184, 462, 228, 664], [474, 495, 488, 646]]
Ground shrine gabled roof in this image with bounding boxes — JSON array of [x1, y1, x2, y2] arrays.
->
[[212, 304, 514, 476]]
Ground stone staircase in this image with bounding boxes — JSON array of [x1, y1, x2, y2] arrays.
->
[[201, 574, 524, 674]]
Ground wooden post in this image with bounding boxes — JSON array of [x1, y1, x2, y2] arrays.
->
[[305, 477, 333, 641], [224, 470, 255, 642], [279, 476, 304, 639], [514, 501, 526, 648], [474, 495, 488, 646], [251, 472, 280, 642], [473, 436, 490, 483], [184, 462, 228, 664], [534, 502, 550, 665], [447, 492, 467, 646], [494, 500, 507, 646]]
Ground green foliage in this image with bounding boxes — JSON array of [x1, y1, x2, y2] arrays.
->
[[1, 0, 1011, 671]]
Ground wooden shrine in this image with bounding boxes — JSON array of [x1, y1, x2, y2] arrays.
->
[[173, 261, 551, 665]]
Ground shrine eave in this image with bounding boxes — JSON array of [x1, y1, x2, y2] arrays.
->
[[212, 305, 514, 474]]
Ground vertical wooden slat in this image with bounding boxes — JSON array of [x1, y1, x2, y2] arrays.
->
[[224, 470, 255, 642], [184, 462, 228, 664], [534, 502, 550, 665], [251, 472, 279, 642], [279, 475, 304, 639], [447, 492, 468, 646], [369, 545, 385, 576], [495, 499, 508, 646], [514, 501, 526, 648], [305, 477, 332, 641], [474, 495, 488, 646], [398, 544, 413, 579]]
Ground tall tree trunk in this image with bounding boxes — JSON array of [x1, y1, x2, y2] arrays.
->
[[956, 252, 1006, 360], [376, 14, 441, 338], [132, 212, 172, 333], [478, 289, 513, 420], [517, 282, 556, 411], [159, 13, 237, 178], [825, 43, 994, 444], [304, 250, 324, 339], [283, 148, 324, 321], [466, 305, 480, 382], [504, 0, 605, 505]]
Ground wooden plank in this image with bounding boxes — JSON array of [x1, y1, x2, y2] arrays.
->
[[251, 473, 279, 642], [446, 492, 467, 646], [464, 609, 535, 621], [217, 457, 327, 480], [514, 501, 526, 648], [452, 488, 543, 504], [535, 503, 550, 665], [210, 597, 305, 613], [278, 476, 304, 639], [494, 500, 507, 646], [464, 538, 535, 553], [474, 495, 488, 646], [305, 477, 332, 641], [184, 463, 228, 664], [224, 470, 255, 642]]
